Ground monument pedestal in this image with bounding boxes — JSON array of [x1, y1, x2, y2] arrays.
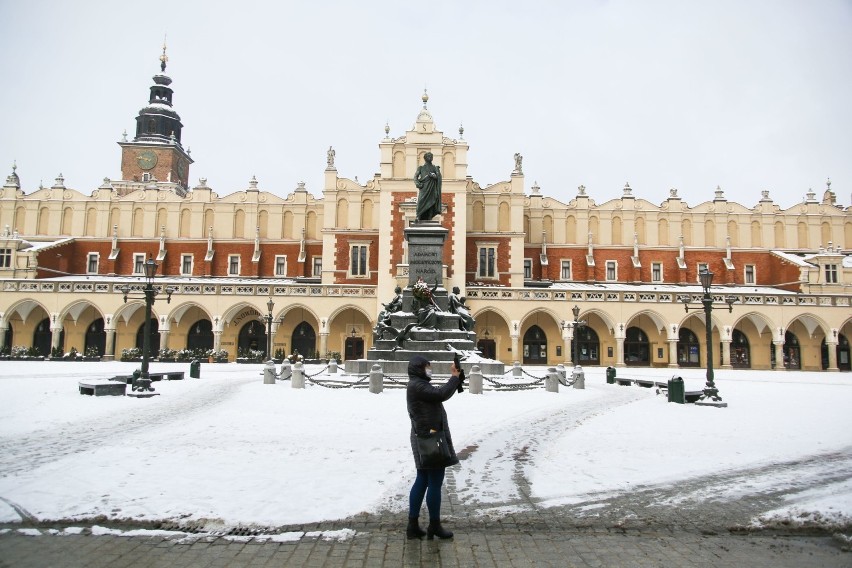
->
[[345, 220, 504, 377]]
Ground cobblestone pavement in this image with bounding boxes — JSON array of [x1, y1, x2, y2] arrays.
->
[[2, 449, 850, 566]]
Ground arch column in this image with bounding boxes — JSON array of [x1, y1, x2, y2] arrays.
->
[[319, 332, 329, 358], [772, 340, 784, 370], [213, 330, 222, 352], [510, 321, 519, 362], [564, 329, 573, 365], [615, 338, 625, 367], [158, 329, 170, 352], [668, 338, 678, 368], [721, 339, 732, 369], [50, 322, 63, 352], [104, 326, 116, 360], [0, 317, 7, 352], [826, 339, 839, 371]]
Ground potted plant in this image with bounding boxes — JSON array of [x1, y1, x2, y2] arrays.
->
[[64, 346, 80, 361], [120, 347, 141, 362], [50, 346, 64, 361], [158, 347, 177, 362], [273, 348, 285, 364], [83, 346, 101, 361], [10, 345, 29, 360], [324, 351, 341, 364], [176, 349, 194, 362], [208, 349, 229, 363]]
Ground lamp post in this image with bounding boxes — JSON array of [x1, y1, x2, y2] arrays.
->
[[265, 298, 274, 361], [119, 258, 175, 397], [562, 305, 587, 369], [680, 269, 736, 408]]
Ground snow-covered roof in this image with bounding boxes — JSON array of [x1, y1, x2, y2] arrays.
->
[[547, 281, 798, 296], [770, 250, 813, 267]]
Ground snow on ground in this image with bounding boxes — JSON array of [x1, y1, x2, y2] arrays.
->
[[0, 361, 850, 529]]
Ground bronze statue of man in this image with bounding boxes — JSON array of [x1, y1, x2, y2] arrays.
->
[[414, 151, 442, 221]]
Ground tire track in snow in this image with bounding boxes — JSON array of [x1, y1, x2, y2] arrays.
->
[[0, 376, 255, 478]]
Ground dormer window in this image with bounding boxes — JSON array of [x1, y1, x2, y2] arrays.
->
[[825, 264, 838, 284]]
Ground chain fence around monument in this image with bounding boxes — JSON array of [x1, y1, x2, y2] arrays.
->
[[274, 363, 567, 391]]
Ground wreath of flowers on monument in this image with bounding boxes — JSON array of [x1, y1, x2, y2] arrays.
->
[[411, 278, 433, 302]]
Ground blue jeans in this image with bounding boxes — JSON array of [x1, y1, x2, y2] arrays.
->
[[408, 468, 445, 521]]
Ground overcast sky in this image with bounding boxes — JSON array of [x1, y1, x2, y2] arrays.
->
[[1, 0, 850, 209]]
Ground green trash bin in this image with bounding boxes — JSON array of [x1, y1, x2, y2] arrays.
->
[[667, 376, 685, 404], [606, 366, 616, 384], [190, 359, 201, 379]]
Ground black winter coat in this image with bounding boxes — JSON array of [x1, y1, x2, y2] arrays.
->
[[407, 371, 461, 470]]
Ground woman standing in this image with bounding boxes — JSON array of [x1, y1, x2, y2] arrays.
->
[[406, 355, 462, 539]]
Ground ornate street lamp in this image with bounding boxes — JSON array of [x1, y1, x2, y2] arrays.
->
[[680, 269, 737, 407], [562, 304, 587, 369], [119, 258, 176, 397], [265, 297, 275, 361]]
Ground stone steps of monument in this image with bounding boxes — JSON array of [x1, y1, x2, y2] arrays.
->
[[388, 314, 464, 332], [378, 328, 474, 341], [344, 357, 506, 377], [373, 339, 476, 352]]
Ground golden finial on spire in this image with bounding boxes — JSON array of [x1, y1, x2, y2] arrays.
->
[[160, 35, 169, 72], [422, 88, 429, 109]]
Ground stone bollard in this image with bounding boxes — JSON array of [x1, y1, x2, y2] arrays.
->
[[572, 365, 585, 389], [280, 360, 291, 380], [292, 361, 305, 389], [546, 367, 559, 393], [513, 361, 522, 378], [369, 364, 383, 394], [468, 365, 483, 395], [329, 359, 338, 374], [263, 360, 277, 384]]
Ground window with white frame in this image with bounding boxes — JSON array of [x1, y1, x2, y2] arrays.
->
[[228, 254, 240, 276], [744, 264, 755, 284], [825, 264, 838, 284], [697, 262, 709, 281], [87, 253, 99, 274], [477, 244, 497, 279], [133, 254, 145, 275], [312, 256, 322, 277], [561, 260, 572, 280], [523, 258, 532, 279], [0, 248, 11, 268], [651, 262, 662, 282], [274, 255, 287, 276], [605, 260, 617, 281], [181, 254, 193, 276], [350, 244, 368, 277]]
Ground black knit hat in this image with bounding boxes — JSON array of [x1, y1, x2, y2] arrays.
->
[[408, 355, 431, 380]]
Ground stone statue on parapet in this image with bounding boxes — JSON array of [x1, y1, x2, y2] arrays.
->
[[326, 146, 336, 169], [514, 152, 523, 175], [377, 286, 402, 327], [447, 286, 475, 332], [414, 152, 442, 221]]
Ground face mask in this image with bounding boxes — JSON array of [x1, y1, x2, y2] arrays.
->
[[425, 369, 433, 378]]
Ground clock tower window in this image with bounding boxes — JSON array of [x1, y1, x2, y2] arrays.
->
[[147, 119, 156, 133]]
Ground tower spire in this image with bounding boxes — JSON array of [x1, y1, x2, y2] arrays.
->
[[160, 36, 168, 72]]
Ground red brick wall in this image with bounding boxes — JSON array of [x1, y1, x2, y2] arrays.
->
[[466, 236, 512, 286], [333, 233, 379, 285]]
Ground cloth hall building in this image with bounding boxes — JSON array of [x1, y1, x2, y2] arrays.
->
[[1, 60, 850, 372]]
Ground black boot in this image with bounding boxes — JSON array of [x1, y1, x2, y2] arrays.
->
[[426, 520, 453, 540], [406, 516, 426, 539]]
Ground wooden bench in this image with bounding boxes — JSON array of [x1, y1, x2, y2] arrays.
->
[[109, 375, 135, 384], [634, 379, 655, 388], [109, 371, 184, 383], [615, 377, 633, 386], [79, 379, 127, 396], [685, 390, 703, 403], [149, 371, 185, 381]]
